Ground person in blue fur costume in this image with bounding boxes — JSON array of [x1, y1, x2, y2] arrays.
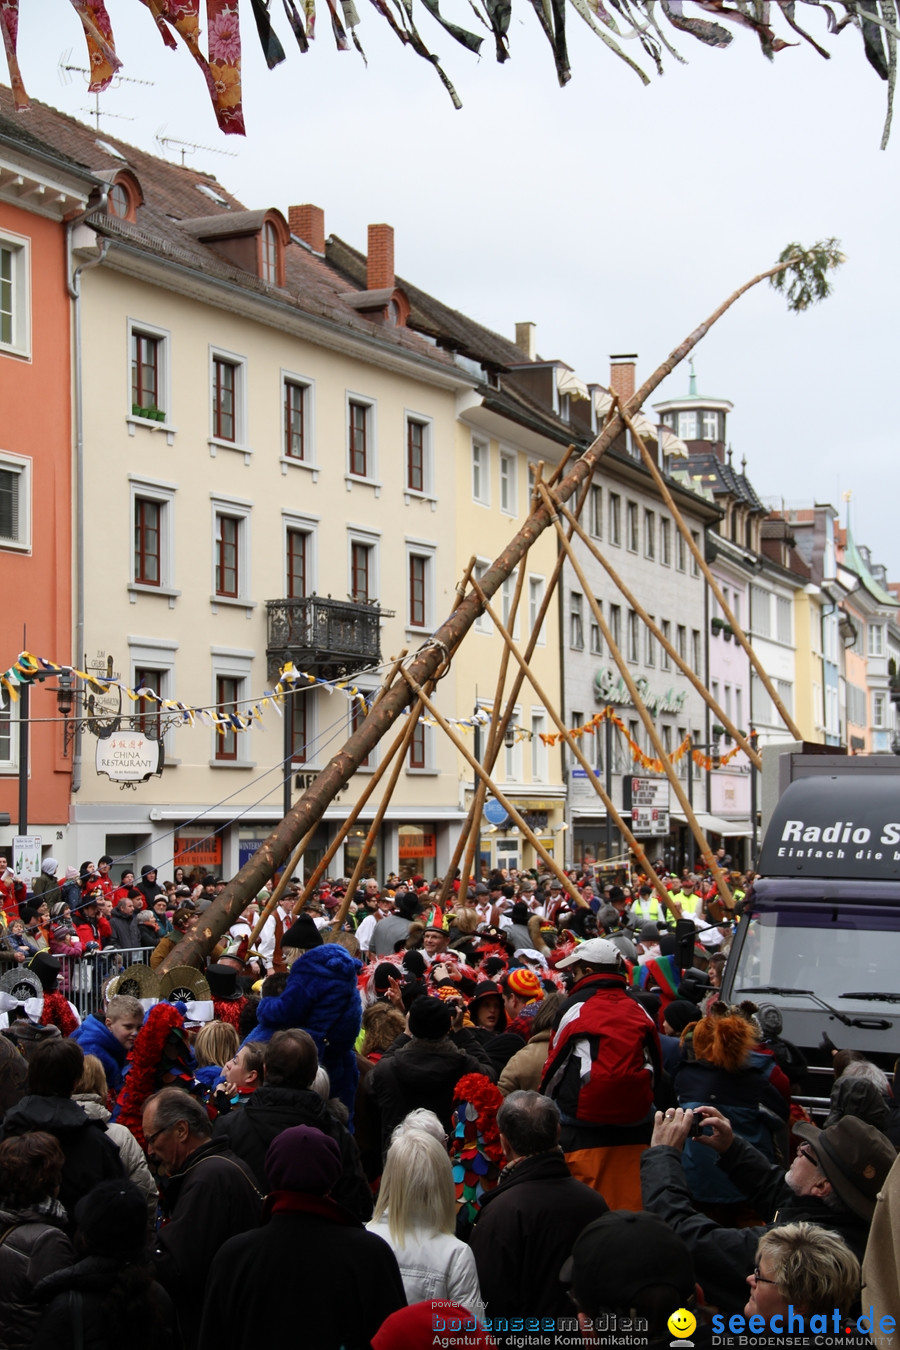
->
[[244, 915, 362, 1122], [72, 994, 145, 1094]]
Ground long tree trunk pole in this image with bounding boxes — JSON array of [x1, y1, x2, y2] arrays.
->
[[399, 668, 585, 907], [459, 521, 535, 897], [470, 579, 677, 916], [246, 827, 316, 949], [159, 257, 799, 973], [435, 471, 592, 908], [550, 491, 762, 771], [536, 482, 733, 906], [617, 399, 804, 743]]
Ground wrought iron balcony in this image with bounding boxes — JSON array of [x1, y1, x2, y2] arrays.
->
[[266, 595, 393, 680]]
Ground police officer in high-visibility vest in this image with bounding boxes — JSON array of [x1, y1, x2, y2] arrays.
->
[[629, 883, 669, 926]]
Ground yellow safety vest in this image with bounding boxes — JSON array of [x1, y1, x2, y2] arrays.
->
[[631, 896, 664, 923]]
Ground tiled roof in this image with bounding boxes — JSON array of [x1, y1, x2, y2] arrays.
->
[[682, 448, 765, 512], [326, 234, 528, 369], [0, 87, 456, 372]]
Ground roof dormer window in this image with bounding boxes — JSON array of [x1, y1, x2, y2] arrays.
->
[[108, 181, 130, 219], [101, 170, 142, 223], [262, 221, 279, 285]]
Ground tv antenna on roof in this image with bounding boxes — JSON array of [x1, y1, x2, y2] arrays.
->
[[155, 128, 238, 166], [58, 50, 154, 130]]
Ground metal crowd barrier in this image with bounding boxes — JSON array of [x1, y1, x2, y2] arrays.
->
[[55, 946, 154, 1020]]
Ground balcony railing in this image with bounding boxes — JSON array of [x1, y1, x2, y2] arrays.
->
[[266, 595, 393, 679]]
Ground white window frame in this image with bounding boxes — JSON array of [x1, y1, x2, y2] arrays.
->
[[660, 619, 671, 671], [505, 707, 523, 782], [676, 531, 687, 573], [702, 410, 719, 441], [678, 410, 697, 439], [128, 635, 179, 761], [499, 449, 517, 516], [128, 474, 178, 606], [0, 450, 32, 553], [569, 592, 584, 651], [531, 710, 547, 782], [868, 624, 885, 658], [589, 484, 603, 540], [528, 575, 545, 646], [280, 369, 317, 478], [500, 569, 520, 640], [210, 493, 255, 613], [347, 524, 381, 603], [282, 510, 319, 597], [127, 317, 173, 439], [626, 501, 639, 554], [691, 532, 701, 577], [627, 609, 639, 663], [404, 409, 437, 508], [0, 230, 31, 360], [609, 493, 621, 547], [645, 616, 655, 667], [210, 647, 255, 768], [209, 345, 250, 462], [347, 683, 377, 774], [873, 691, 887, 729], [644, 509, 655, 560], [0, 696, 19, 773], [660, 517, 671, 566], [472, 438, 490, 506], [288, 683, 318, 769], [473, 558, 492, 634], [406, 537, 437, 634], [345, 392, 380, 493], [406, 715, 437, 775]]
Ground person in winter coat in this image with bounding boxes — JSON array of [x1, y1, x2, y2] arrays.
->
[[108, 894, 141, 952], [0, 1131, 74, 1350], [199, 1125, 406, 1350], [366, 1126, 482, 1309], [0, 1039, 124, 1219], [467, 981, 526, 1078], [135, 865, 164, 911], [72, 1055, 157, 1230], [148, 904, 195, 969], [71, 994, 143, 1095], [213, 1027, 373, 1219], [31, 858, 60, 900], [32, 1180, 174, 1350], [497, 993, 560, 1095], [540, 937, 662, 1211], [674, 1004, 790, 1220], [142, 1087, 262, 1347], [470, 1091, 608, 1334], [244, 917, 363, 1119], [642, 1103, 896, 1314], [71, 893, 112, 951], [371, 995, 496, 1152]]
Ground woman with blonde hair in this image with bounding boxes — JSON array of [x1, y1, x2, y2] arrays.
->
[[366, 1126, 482, 1310], [194, 1020, 240, 1090]]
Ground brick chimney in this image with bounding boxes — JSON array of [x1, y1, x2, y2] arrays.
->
[[515, 322, 537, 360], [367, 224, 394, 291], [609, 354, 637, 402], [289, 204, 325, 254]]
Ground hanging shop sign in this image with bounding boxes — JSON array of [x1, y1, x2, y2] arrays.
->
[[623, 775, 670, 837], [593, 668, 688, 716], [95, 730, 163, 783], [174, 835, 223, 868]]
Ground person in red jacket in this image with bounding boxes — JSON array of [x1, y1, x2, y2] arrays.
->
[[541, 936, 662, 1213], [0, 854, 27, 923], [72, 890, 113, 950]]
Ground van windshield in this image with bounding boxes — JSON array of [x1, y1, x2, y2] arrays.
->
[[731, 909, 900, 1007]]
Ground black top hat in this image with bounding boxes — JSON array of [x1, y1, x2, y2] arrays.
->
[[206, 963, 240, 998], [28, 951, 62, 994], [281, 912, 323, 950]]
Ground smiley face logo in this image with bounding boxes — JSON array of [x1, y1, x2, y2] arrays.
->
[[667, 1308, 697, 1340]]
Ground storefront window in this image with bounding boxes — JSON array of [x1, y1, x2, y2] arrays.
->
[[344, 828, 378, 880], [397, 823, 436, 882]]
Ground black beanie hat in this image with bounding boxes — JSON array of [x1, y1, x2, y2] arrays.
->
[[664, 999, 702, 1035], [281, 912, 323, 950], [408, 994, 452, 1040], [75, 1180, 147, 1258]]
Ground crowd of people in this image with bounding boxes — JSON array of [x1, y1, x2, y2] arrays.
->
[[1, 850, 900, 1348]]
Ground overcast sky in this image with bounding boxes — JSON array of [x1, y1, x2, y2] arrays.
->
[[16, 2, 899, 575]]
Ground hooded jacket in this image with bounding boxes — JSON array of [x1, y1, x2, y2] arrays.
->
[[0, 1201, 73, 1350], [33, 1254, 174, 1350], [213, 1083, 373, 1220], [0, 1095, 124, 1218], [70, 1014, 128, 1092], [246, 943, 363, 1118], [71, 1093, 158, 1228]]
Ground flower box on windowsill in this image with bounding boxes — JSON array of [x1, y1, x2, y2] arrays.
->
[[710, 617, 725, 634], [127, 410, 176, 445], [722, 625, 735, 642]]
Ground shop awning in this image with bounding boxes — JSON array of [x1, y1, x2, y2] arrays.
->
[[670, 810, 735, 836]]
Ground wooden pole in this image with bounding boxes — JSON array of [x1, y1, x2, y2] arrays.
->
[[616, 399, 804, 743], [550, 492, 762, 771], [536, 482, 733, 908], [469, 579, 676, 917], [246, 827, 316, 949], [400, 668, 586, 908], [159, 254, 806, 974]]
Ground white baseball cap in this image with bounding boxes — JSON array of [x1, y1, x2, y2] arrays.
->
[[555, 937, 622, 969]]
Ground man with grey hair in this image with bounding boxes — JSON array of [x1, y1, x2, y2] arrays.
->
[[143, 1087, 262, 1345], [469, 1090, 609, 1334]]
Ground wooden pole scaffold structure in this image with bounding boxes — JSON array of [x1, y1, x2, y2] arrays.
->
[[157, 242, 842, 974]]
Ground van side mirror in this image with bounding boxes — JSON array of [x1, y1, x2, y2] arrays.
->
[[675, 918, 696, 972]]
